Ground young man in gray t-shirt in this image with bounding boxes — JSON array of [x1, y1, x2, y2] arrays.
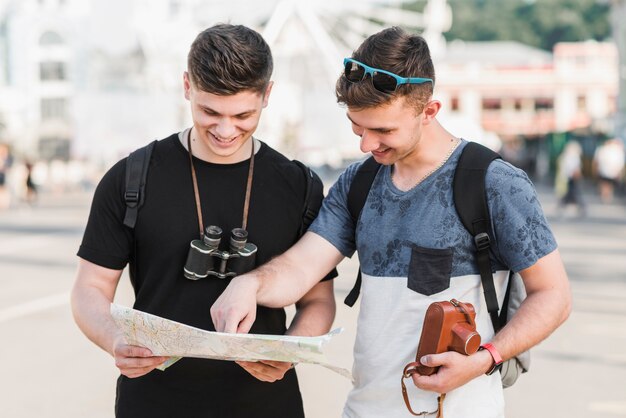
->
[[211, 27, 571, 418]]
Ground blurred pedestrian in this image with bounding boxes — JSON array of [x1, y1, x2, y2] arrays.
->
[[0, 143, 13, 209], [556, 141, 585, 216], [593, 138, 625, 203], [24, 160, 38, 205]]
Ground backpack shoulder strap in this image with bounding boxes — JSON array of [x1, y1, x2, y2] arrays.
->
[[347, 156, 381, 225], [452, 141, 504, 330], [293, 160, 324, 236], [344, 156, 382, 307], [123, 140, 157, 229]]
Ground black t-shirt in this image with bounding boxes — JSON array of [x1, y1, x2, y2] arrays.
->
[[78, 133, 335, 418]]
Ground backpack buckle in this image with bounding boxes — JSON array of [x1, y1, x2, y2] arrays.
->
[[125, 190, 140, 203], [474, 232, 491, 251]]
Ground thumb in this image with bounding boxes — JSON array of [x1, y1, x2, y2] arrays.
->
[[420, 352, 446, 368]]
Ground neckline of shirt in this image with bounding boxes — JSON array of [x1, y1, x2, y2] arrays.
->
[[383, 139, 467, 195]]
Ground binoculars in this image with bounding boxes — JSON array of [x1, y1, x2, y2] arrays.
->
[[183, 225, 257, 280]]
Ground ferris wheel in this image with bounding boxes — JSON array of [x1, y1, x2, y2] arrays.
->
[[262, 0, 452, 80]]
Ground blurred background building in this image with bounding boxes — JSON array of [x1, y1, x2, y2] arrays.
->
[[0, 0, 623, 195]]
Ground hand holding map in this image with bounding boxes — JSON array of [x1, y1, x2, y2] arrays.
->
[[110, 303, 352, 380]]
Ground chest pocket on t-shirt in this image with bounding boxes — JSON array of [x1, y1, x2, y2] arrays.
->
[[407, 246, 453, 296]]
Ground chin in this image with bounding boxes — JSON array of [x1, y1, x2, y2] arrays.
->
[[371, 152, 395, 165]]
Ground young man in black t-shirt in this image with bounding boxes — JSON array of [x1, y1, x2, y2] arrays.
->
[[71, 24, 336, 418]]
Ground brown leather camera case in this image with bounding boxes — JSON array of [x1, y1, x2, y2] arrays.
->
[[401, 300, 481, 416], [411, 299, 481, 376]]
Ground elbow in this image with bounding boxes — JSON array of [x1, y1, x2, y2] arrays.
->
[[560, 292, 573, 325], [294, 294, 337, 334], [69, 282, 81, 324], [324, 298, 337, 332], [552, 284, 572, 327], [296, 294, 337, 319]]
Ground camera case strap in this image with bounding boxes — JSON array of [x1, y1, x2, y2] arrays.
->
[[401, 299, 479, 417]]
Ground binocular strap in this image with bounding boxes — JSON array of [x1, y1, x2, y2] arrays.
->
[[186, 129, 256, 239]]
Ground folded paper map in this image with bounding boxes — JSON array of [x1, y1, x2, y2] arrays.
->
[[110, 303, 352, 380]]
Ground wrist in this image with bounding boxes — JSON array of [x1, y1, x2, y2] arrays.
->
[[479, 343, 503, 375], [244, 273, 262, 300], [110, 332, 126, 357]]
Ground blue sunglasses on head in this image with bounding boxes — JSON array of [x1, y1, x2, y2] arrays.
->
[[343, 58, 433, 93]]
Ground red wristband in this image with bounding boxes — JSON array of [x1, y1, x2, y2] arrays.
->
[[479, 343, 503, 375]]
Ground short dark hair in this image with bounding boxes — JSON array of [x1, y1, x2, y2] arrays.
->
[[336, 27, 435, 111], [187, 24, 273, 95]]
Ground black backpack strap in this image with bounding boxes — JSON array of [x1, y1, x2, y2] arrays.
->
[[500, 270, 514, 324], [293, 160, 324, 236], [123, 140, 157, 229], [344, 156, 382, 307], [344, 271, 363, 308], [453, 141, 503, 331], [347, 157, 381, 224]]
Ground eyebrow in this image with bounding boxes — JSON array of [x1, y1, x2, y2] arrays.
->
[[200, 105, 256, 117], [346, 114, 395, 132]]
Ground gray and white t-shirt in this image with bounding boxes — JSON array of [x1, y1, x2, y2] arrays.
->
[[310, 140, 557, 418]]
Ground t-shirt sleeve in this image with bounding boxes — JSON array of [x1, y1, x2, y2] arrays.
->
[[486, 160, 558, 273], [309, 162, 361, 258], [77, 159, 133, 270]]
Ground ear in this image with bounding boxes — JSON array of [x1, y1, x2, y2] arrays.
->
[[183, 71, 191, 100], [262, 81, 274, 108], [422, 100, 441, 123]]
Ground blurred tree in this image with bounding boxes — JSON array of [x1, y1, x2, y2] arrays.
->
[[404, 0, 611, 51]]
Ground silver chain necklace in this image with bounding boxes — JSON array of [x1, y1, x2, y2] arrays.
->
[[393, 138, 461, 191]]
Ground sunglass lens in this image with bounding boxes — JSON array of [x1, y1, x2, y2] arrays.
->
[[345, 61, 365, 82], [372, 73, 398, 93]]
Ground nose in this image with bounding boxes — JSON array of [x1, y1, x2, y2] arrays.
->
[[359, 131, 379, 153], [214, 118, 236, 139]]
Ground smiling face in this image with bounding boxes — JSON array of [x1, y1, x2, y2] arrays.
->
[[184, 72, 272, 164], [347, 96, 431, 166]]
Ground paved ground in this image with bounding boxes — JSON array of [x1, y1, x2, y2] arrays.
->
[[0, 182, 625, 417]]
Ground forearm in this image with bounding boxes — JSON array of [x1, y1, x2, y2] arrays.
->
[[71, 284, 121, 356], [71, 260, 124, 356], [253, 259, 321, 309], [286, 282, 336, 337], [211, 233, 343, 334], [490, 250, 571, 361], [490, 286, 570, 361], [254, 232, 343, 308]]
